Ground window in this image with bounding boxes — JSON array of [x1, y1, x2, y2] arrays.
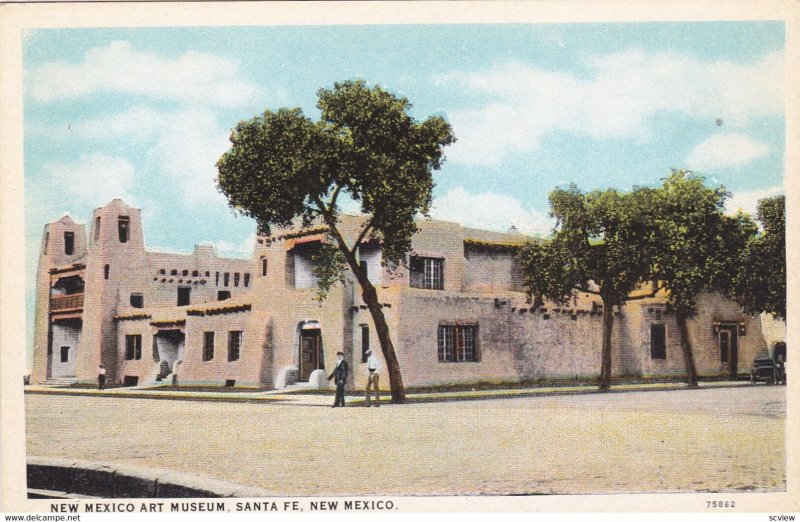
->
[[159, 269, 166, 275], [650, 324, 666, 360], [60, 346, 70, 363], [217, 290, 231, 301], [361, 325, 370, 363], [228, 331, 242, 362], [125, 335, 142, 360], [215, 271, 220, 286], [64, 231, 75, 255], [152, 335, 159, 361], [224, 272, 230, 287], [205, 271, 210, 277], [244, 273, 250, 287], [234, 272, 240, 287], [118, 216, 130, 243], [360, 260, 368, 280], [410, 257, 444, 290], [171, 269, 178, 276], [192, 270, 198, 277], [203, 332, 215, 361], [104, 264, 110, 280], [177, 287, 191, 306], [130, 293, 144, 308], [94, 217, 101, 241], [44, 232, 49, 254], [261, 258, 268, 277], [438, 325, 478, 362], [182, 269, 189, 276]]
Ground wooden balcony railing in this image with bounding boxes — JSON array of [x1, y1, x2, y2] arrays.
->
[[50, 293, 84, 312]]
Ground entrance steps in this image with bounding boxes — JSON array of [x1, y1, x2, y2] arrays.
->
[[38, 377, 78, 388]]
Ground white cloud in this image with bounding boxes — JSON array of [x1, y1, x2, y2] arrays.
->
[[438, 49, 783, 167], [215, 233, 256, 257], [725, 185, 783, 218], [28, 40, 262, 107], [44, 152, 136, 205], [55, 105, 232, 207], [686, 133, 771, 171], [430, 187, 553, 235]]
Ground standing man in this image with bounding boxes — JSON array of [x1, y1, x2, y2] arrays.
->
[[365, 350, 381, 407], [97, 363, 106, 391], [328, 351, 348, 408]]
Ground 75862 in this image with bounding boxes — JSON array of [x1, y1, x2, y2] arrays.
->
[[706, 500, 735, 508]]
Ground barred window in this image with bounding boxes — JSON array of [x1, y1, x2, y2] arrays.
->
[[203, 332, 215, 362], [410, 257, 444, 290], [438, 324, 478, 362], [125, 334, 142, 360]]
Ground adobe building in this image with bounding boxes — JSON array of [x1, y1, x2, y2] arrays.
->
[[31, 199, 769, 389]]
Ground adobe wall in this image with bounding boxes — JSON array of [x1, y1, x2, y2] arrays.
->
[[180, 309, 270, 387], [31, 216, 88, 383]]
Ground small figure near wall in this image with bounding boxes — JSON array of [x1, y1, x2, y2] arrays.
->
[[328, 351, 348, 408], [365, 350, 381, 407]]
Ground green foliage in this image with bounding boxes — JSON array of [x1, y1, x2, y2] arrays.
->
[[217, 80, 455, 272], [310, 242, 348, 303], [520, 184, 655, 307], [650, 170, 757, 317], [734, 195, 786, 320]]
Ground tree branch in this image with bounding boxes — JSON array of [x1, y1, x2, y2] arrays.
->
[[575, 286, 601, 296], [353, 220, 375, 251], [327, 184, 343, 213]]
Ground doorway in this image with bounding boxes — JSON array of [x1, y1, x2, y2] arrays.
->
[[49, 318, 82, 378], [718, 326, 738, 377], [299, 329, 323, 382]]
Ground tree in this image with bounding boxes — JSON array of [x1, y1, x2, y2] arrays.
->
[[734, 195, 786, 320], [650, 170, 757, 384], [216, 80, 455, 403], [519, 185, 657, 391]]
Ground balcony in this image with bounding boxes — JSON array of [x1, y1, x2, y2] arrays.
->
[[50, 293, 84, 312]]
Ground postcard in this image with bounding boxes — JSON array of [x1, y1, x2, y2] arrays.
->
[[1, 0, 797, 516]]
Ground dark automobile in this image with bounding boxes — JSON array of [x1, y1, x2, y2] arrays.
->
[[750, 355, 778, 385]]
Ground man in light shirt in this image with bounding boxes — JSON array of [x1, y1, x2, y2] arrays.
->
[[365, 350, 380, 407], [97, 364, 106, 391]]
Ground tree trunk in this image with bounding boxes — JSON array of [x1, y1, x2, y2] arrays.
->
[[675, 310, 699, 388], [599, 301, 614, 392], [360, 282, 406, 403], [324, 222, 407, 403]]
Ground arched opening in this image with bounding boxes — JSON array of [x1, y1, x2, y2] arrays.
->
[[298, 320, 324, 382]]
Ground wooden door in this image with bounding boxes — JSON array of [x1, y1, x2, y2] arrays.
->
[[300, 331, 320, 382]]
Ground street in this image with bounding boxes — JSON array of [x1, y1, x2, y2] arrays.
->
[[25, 385, 785, 495]]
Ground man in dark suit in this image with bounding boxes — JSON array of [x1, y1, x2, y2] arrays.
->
[[328, 351, 348, 407]]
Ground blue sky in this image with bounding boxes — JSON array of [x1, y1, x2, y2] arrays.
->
[[23, 22, 785, 363]]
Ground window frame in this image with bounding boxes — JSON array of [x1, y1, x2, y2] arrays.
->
[[203, 331, 215, 362], [437, 324, 479, 363], [177, 286, 191, 306], [64, 231, 75, 256], [228, 330, 242, 362], [650, 323, 667, 360], [410, 256, 444, 290], [361, 324, 370, 363], [118, 216, 130, 243], [130, 293, 144, 309], [125, 334, 142, 360]]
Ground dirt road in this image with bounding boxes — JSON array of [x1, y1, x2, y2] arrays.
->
[[25, 386, 785, 495]]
